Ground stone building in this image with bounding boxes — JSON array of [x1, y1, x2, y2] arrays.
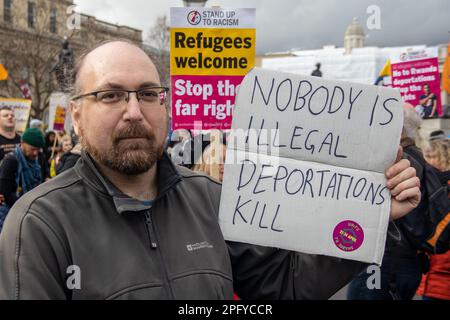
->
[[0, 0, 142, 119], [259, 19, 450, 139]]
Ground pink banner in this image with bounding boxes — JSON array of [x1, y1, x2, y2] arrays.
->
[[171, 75, 244, 130], [391, 57, 441, 118]]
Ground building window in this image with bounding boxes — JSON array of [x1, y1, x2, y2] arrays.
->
[[3, 0, 12, 23], [27, 1, 35, 28], [50, 8, 57, 33]]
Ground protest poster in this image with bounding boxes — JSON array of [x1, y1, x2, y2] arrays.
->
[[48, 92, 69, 132], [218, 68, 403, 264], [0, 97, 32, 133], [391, 47, 441, 118], [170, 7, 256, 130]]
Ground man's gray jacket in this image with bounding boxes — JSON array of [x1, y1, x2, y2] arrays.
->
[[0, 151, 365, 299]]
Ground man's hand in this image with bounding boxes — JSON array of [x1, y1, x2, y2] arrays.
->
[[0, 194, 4, 205], [386, 147, 421, 220]]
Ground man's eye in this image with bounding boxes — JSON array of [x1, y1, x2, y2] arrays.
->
[[99, 91, 124, 102], [139, 90, 158, 100]]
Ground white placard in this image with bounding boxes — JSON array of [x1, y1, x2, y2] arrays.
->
[[219, 68, 403, 264], [48, 92, 69, 132]]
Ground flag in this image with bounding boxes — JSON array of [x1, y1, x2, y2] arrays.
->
[[374, 59, 391, 85], [442, 44, 450, 94], [379, 59, 391, 77], [0, 63, 8, 81]]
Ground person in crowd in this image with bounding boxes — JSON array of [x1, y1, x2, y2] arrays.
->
[[56, 142, 82, 175], [424, 138, 449, 170], [0, 106, 21, 162], [416, 138, 450, 300], [348, 106, 428, 300], [0, 40, 420, 300], [44, 131, 57, 164], [29, 119, 44, 132], [169, 132, 205, 169], [165, 129, 192, 159], [49, 136, 73, 178], [192, 141, 226, 182], [0, 127, 47, 232]]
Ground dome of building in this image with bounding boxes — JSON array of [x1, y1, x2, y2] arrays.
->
[[345, 17, 365, 37], [344, 18, 365, 54]]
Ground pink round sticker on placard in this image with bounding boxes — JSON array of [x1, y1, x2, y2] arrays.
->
[[333, 220, 364, 252]]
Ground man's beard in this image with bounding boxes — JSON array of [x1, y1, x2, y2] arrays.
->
[[80, 123, 165, 175]]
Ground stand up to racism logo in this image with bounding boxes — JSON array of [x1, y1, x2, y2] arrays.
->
[[187, 10, 201, 25]]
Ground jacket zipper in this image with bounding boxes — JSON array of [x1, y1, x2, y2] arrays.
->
[[144, 211, 158, 249], [144, 210, 175, 299]]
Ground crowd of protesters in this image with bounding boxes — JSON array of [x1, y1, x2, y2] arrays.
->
[[163, 108, 449, 301], [0, 96, 447, 300], [0, 40, 445, 300], [165, 107, 450, 301], [0, 41, 423, 300], [0, 106, 78, 230], [416, 137, 450, 300], [346, 105, 450, 300], [0, 98, 231, 233], [0, 103, 448, 300]]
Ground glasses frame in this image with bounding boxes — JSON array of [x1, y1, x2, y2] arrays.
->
[[71, 86, 170, 106]]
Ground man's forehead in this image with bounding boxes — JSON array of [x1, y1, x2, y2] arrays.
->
[[79, 42, 160, 87]]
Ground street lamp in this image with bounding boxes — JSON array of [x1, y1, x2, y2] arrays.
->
[[183, 0, 208, 7]]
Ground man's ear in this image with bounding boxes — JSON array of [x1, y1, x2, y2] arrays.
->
[[70, 100, 81, 136]]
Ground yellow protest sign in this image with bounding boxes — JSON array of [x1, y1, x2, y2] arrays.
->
[[171, 28, 255, 76], [170, 7, 256, 130]]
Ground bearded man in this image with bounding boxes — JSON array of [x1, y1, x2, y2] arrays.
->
[[0, 41, 421, 300]]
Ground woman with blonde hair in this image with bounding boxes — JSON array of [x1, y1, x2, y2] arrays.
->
[[424, 139, 450, 171], [192, 141, 226, 182]]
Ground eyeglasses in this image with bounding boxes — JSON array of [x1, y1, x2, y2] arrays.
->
[[71, 87, 169, 107]]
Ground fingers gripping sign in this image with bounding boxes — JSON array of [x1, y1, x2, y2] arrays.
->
[[386, 147, 421, 220]]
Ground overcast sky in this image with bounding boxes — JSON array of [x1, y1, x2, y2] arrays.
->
[[74, 0, 450, 54]]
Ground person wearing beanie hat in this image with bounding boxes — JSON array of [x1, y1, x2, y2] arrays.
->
[[22, 127, 45, 148], [0, 127, 49, 217]]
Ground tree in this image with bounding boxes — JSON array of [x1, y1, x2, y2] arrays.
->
[[0, 2, 75, 120], [145, 15, 170, 86]]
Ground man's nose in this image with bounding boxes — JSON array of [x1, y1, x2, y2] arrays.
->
[[123, 93, 144, 121]]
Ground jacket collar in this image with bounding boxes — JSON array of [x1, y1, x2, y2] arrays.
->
[[75, 150, 182, 214]]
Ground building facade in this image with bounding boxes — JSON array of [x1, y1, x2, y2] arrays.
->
[[259, 19, 450, 142], [0, 0, 143, 119]]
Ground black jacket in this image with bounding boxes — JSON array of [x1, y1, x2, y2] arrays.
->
[[56, 152, 80, 175], [0, 151, 48, 207], [0, 151, 365, 299], [384, 141, 429, 258]]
